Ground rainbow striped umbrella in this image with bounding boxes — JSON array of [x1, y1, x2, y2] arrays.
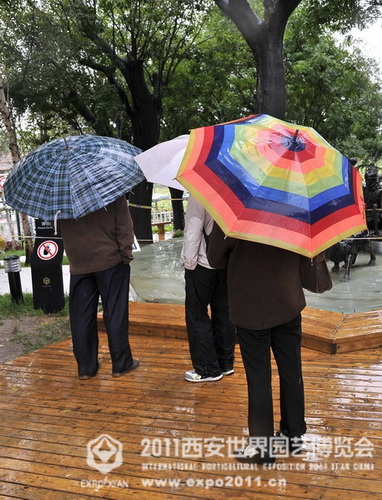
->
[[176, 114, 367, 258]]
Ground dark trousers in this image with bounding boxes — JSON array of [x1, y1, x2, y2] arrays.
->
[[237, 314, 306, 443], [185, 265, 235, 377], [69, 262, 132, 376]]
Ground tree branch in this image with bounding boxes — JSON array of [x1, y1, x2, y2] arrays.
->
[[79, 57, 133, 116], [214, 0, 262, 43]]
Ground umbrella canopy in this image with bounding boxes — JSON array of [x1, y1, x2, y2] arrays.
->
[[176, 114, 367, 258], [4, 135, 144, 220], [134, 135, 189, 191]]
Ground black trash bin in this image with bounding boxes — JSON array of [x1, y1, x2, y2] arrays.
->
[[30, 219, 65, 313]]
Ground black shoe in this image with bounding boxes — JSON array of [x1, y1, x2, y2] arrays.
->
[[275, 431, 303, 455], [78, 362, 100, 380], [112, 359, 140, 377], [234, 445, 275, 465]]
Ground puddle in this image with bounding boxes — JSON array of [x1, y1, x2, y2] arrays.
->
[[130, 239, 382, 314]]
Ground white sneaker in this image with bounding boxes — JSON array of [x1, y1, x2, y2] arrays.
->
[[184, 370, 223, 383], [235, 445, 258, 458], [222, 368, 234, 376], [234, 445, 275, 464]]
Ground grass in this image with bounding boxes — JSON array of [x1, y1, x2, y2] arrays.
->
[[0, 292, 69, 319], [153, 185, 189, 212], [0, 293, 71, 355]]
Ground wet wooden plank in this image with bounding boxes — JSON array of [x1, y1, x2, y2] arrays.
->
[[0, 335, 381, 499]]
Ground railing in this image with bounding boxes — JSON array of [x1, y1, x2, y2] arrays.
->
[[151, 211, 173, 224], [151, 211, 173, 240]]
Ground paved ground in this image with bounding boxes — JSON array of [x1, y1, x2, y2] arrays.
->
[[0, 263, 70, 295], [0, 261, 137, 300], [3, 241, 382, 313]]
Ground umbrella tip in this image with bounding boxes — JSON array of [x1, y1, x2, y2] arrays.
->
[[63, 137, 70, 150], [283, 129, 305, 152]]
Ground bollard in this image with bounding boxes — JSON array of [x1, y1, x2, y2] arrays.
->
[[3, 255, 24, 303]]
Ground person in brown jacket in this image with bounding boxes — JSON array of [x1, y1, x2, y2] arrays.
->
[[207, 223, 307, 464], [59, 195, 139, 380]]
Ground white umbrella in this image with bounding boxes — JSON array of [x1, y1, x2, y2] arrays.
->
[[134, 135, 189, 191]]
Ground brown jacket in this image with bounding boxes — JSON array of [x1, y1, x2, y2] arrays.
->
[[207, 224, 306, 330], [59, 196, 134, 275]]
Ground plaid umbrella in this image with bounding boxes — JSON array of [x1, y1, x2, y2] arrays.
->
[[176, 114, 367, 258], [4, 135, 144, 220]]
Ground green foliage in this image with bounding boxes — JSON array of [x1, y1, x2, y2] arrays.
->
[[0, 0, 214, 149], [161, 10, 256, 139], [172, 229, 184, 238], [0, 0, 381, 162], [301, 0, 381, 32], [285, 10, 382, 162]]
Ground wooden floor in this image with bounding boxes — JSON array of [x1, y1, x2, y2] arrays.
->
[[0, 331, 381, 499]]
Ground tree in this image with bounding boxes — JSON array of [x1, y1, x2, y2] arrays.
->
[[0, 78, 33, 259], [284, 14, 382, 161], [161, 8, 257, 137], [214, 0, 382, 119], [213, 0, 302, 118], [0, 0, 213, 241]]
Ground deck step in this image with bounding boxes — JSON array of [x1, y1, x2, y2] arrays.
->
[[97, 302, 382, 354]]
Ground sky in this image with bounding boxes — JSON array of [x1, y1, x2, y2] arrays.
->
[[350, 19, 382, 70]]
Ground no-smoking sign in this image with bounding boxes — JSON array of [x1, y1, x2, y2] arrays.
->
[[37, 240, 59, 260]]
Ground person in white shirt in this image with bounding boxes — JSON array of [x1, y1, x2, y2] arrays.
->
[[180, 196, 235, 382]]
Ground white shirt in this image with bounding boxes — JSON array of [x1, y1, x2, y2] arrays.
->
[[180, 196, 214, 270]]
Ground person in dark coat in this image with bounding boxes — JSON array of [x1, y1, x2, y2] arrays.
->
[[207, 223, 307, 464], [59, 196, 139, 380]]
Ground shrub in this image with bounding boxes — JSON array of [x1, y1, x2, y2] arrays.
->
[[5, 240, 23, 252]]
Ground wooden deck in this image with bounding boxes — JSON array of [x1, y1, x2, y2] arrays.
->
[[0, 330, 381, 499], [100, 302, 382, 354]]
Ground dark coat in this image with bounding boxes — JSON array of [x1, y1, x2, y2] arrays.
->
[[59, 196, 134, 275], [207, 224, 306, 330]]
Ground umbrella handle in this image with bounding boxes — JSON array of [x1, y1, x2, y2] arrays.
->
[[54, 210, 61, 235]]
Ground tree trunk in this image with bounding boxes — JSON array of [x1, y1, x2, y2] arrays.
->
[[254, 28, 286, 118], [0, 191, 16, 249], [214, 0, 302, 118], [129, 180, 154, 244], [124, 61, 161, 243], [0, 79, 33, 262], [169, 187, 185, 231], [77, 19, 162, 242]]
